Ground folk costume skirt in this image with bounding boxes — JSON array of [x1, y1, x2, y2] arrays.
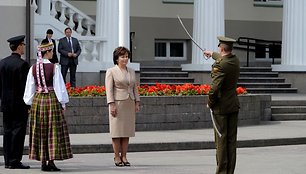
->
[[109, 97, 135, 138], [29, 91, 73, 161]]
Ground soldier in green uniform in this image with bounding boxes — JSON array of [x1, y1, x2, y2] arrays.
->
[[204, 36, 240, 174]]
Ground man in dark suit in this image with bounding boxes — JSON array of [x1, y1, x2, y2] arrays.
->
[[58, 27, 81, 87], [0, 35, 30, 169], [41, 29, 59, 63], [204, 36, 240, 174]]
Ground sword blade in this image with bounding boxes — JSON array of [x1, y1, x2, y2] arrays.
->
[[177, 15, 205, 52], [210, 109, 222, 138]]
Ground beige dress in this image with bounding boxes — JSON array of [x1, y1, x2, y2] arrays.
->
[[105, 65, 140, 138]]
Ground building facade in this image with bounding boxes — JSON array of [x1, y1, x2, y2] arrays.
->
[[1, 0, 306, 91]]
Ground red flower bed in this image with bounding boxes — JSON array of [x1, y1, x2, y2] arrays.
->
[[66, 83, 247, 97]]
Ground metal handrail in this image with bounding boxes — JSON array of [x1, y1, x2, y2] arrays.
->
[[234, 37, 282, 67]]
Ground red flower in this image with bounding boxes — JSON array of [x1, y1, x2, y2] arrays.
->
[[65, 83, 247, 97], [236, 87, 247, 95]]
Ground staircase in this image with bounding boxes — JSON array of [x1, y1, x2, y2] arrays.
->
[[140, 65, 195, 85], [140, 65, 298, 94], [271, 100, 306, 121], [238, 67, 297, 93]]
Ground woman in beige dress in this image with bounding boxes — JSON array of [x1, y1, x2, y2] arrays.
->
[[105, 46, 140, 167]]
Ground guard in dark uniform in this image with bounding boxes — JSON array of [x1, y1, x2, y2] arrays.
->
[[204, 36, 240, 174], [41, 29, 59, 64], [0, 35, 30, 169]]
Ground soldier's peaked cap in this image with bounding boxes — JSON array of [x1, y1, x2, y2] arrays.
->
[[217, 36, 236, 46], [7, 35, 25, 46]]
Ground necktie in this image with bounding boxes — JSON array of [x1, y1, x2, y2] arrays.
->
[[68, 37, 72, 51]]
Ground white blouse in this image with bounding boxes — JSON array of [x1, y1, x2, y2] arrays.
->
[[23, 59, 69, 108]]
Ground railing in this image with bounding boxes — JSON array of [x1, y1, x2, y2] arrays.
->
[[32, 0, 95, 36], [34, 36, 107, 71], [234, 37, 282, 67], [31, 0, 110, 72], [253, 0, 283, 7]]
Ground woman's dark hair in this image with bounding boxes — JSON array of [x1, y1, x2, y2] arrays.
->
[[113, 46, 130, 65], [46, 29, 53, 34]]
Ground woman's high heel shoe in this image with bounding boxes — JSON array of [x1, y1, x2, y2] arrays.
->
[[121, 157, 131, 166], [122, 161, 131, 166], [114, 158, 124, 167]]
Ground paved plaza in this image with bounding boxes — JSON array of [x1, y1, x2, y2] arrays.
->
[[0, 145, 306, 174], [1, 95, 306, 173]]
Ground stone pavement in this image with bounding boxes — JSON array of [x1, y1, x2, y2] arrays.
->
[[1, 93, 306, 173], [0, 145, 306, 174], [0, 121, 306, 154]]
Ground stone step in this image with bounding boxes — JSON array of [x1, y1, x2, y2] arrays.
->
[[239, 72, 279, 77], [237, 83, 292, 88], [271, 106, 306, 114], [272, 100, 306, 106], [140, 66, 182, 72], [140, 72, 189, 77], [139, 82, 201, 86], [140, 77, 194, 83], [238, 77, 285, 83], [246, 88, 297, 93], [272, 113, 306, 121], [240, 67, 272, 72]]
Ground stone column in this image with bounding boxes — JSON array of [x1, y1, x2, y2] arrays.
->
[[96, 0, 138, 70], [119, 0, 129, 47], [272, 0, 306, 71], [182, 0, 224, 71], [96, 0, 119, 70], [38, 0, 51, 16]]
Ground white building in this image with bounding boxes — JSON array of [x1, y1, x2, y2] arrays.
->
[[1, 0, 306, 92]]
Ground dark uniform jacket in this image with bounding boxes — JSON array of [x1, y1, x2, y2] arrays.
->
[[208, 52, 240, 114], [0, 53, 30, 112]]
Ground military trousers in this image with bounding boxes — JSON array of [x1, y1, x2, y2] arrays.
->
[[2, 109, 28, 166], [213, 112, 238, 174]]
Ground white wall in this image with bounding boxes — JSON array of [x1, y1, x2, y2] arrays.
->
[[130, 0, 193, 18], [67, 0, 283, 22], [0, 0, 25, 6], [67, 1, 97, 16], [225, 0, 283, 22], [0, 3, 26, 59]]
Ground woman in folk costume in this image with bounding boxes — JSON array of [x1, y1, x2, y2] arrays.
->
[[23, 41, 72, 171]]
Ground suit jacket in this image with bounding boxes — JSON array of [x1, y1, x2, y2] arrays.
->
[[0, 53, 30, 112], [105, 65, 140, 104], [208, 52, 240, 114], [58, 36, 81, 65], [41, 38, 59, 63]]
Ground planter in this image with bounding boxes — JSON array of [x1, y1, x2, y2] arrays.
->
[[0, 94, 271, 134]]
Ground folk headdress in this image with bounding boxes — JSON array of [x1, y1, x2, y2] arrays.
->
[[36, 42, 54, 93]]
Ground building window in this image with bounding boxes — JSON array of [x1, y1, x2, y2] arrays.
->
[[254, 0, 283, 7], [155, 40, 187, 60], [162, 0, 193, 4]]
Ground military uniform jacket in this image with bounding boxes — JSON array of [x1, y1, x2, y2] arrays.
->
[[0, 53, 30, 112], [208, 52, 240, 114]]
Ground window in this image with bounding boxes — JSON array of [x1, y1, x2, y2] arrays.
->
[[254, 0, 283, 7], [155, 40, 187, 60], [162, 0, 193, 4]]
